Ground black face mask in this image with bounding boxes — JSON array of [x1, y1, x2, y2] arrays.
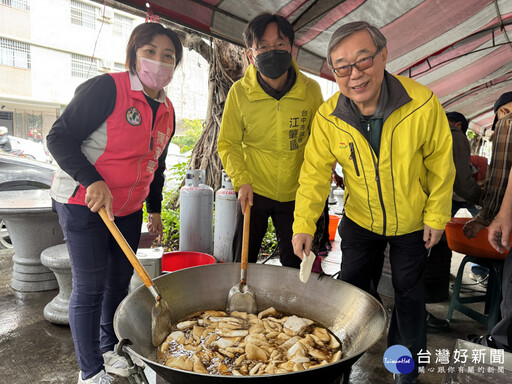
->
[[254, 50, 292, 79]]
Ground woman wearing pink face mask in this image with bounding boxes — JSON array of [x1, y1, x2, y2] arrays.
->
[[46, 23, 182, 384]]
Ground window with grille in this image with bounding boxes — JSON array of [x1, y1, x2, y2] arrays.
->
[[113, 62, 126, 72], [113, 13, 133, 37], [70, 0, 96, 29], [1, 0, 30, 10], [71, 53, 98, 79], [0, 38, 31, 69]]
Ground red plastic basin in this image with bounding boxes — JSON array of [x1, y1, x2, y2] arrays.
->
[[162, 251, 217, 272], [445, 217, 508, 260]]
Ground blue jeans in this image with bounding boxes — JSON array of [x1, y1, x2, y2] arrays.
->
[[53, 201, 141, 379]]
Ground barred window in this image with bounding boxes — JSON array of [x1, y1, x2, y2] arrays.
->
[[1, 0, 30, 11], [71, 53, 98, 79], [70, 0, 96, 29], [113, 62, 126, 72], [113, 13, 133, 37], [0, 38, 31, 69]]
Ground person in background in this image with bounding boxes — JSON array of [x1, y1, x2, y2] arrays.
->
[[463, 92, 512, 240], [292, 21, 455, 384], [465, 92, 512, 352], [446, 111, 488, 285], [47, 23, 182, 384], [477, 166, 512, 353], [0, 126, 12, 153], [447, 111, 482, 216], [218, 13, 323, 268]]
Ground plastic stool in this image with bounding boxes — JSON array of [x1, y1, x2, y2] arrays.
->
[[446, 254, 503, 332], [444, 218, 510, 332]]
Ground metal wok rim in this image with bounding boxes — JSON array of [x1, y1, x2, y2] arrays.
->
[[116, 263, 388, 379]]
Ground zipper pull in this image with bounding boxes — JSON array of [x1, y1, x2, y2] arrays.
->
[[375, 168, 379, 181], [367, 120, 371, 132]]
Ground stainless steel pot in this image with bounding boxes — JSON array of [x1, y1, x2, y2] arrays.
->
[[114, 263, 387, 383]]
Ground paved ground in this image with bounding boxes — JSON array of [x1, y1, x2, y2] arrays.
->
[[0, 234, 502, 383]]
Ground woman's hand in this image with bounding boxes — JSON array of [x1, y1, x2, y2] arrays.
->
[[85, 180, 113, 220], [147, 213, 164, 244]]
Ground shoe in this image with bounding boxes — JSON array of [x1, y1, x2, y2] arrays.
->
[[469, 271, 489, 286], [393, 373, 418, 384], [466, 334, 497, 348], [103, 350, 136, 377], [426, 311, 449, 333], [78, 370, 114, 384]]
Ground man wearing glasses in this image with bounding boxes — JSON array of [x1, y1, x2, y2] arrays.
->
[[218, 13, 323, 267], [292, 21, 454, 384]]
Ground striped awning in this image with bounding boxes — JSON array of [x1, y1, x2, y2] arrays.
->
[[111, 0, 512, 133]]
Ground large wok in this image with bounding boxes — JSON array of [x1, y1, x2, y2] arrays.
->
[[114, 263, 387, 383]]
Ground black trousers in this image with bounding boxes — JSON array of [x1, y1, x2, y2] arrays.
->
[[232, 193, 300, 268], [339, 216, 427, 376]]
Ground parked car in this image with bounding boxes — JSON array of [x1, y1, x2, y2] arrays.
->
[[0, 153, 57, 248], [7, 135, 53, 163]]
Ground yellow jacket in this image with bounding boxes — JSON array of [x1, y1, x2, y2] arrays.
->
[[293, 73, 455, 236], [218, 59, 323, 202]]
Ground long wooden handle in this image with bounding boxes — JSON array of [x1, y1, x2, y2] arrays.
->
[[98, 208, 154, 290], [241, 202, 251, 277]]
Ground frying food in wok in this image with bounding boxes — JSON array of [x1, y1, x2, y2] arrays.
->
[[157, 307, 342, 376]]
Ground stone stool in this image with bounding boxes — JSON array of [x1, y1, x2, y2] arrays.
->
[[40, 244, 71, 325]]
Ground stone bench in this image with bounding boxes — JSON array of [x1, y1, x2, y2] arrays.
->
[[40, 244, 71, 325]]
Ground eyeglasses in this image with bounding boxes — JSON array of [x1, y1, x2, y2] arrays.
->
[[251, 41, 290, 54], [331, 49, 382, 78]]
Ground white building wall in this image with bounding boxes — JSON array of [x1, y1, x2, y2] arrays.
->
[[0, 0, 210, 140], [1, 0, 333, 136]]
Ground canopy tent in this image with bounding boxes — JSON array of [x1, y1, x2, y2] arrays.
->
[[105, 0, 512, 134]]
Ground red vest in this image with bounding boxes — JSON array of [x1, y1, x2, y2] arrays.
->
[[65, 72, 174, 216]]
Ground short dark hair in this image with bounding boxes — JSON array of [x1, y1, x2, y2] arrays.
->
[[125, 23, 183, 74], [446, 111, 469, 135], [243, 13, 294, 49]]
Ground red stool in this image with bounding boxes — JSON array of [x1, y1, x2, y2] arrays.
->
[[445, 218, 508, 332]]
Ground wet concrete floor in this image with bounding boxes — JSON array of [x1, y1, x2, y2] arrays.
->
[[0, 242, 492, 383]]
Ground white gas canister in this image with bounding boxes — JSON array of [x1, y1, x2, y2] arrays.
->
[[214, 172, 237, 262], [179, 170, 213, 253]]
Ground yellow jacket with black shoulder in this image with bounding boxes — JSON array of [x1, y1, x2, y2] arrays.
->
[[218, 59, 323, 202], [293, 72, 455, 237]]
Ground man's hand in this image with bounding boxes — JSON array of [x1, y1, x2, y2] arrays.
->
[[238, 184, 253, 215], [292, 233, 313, 260], [148, 213, 164, 244], [423, 225, 444, 249], [488, 213, 512, 253], [463, 219, 485, 239], [85, 180, 113, 220]]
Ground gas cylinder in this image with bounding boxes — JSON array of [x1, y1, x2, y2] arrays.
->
[[213, 172, 237, 262], [179, 169, 213, 253]]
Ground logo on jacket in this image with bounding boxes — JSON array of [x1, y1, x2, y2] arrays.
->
[[126, 107, 142, 126]]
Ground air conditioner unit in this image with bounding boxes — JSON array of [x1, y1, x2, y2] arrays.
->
[[104, 8, 115, 19], [97, 59, 114, 72], [97, 7, 114, 21]]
